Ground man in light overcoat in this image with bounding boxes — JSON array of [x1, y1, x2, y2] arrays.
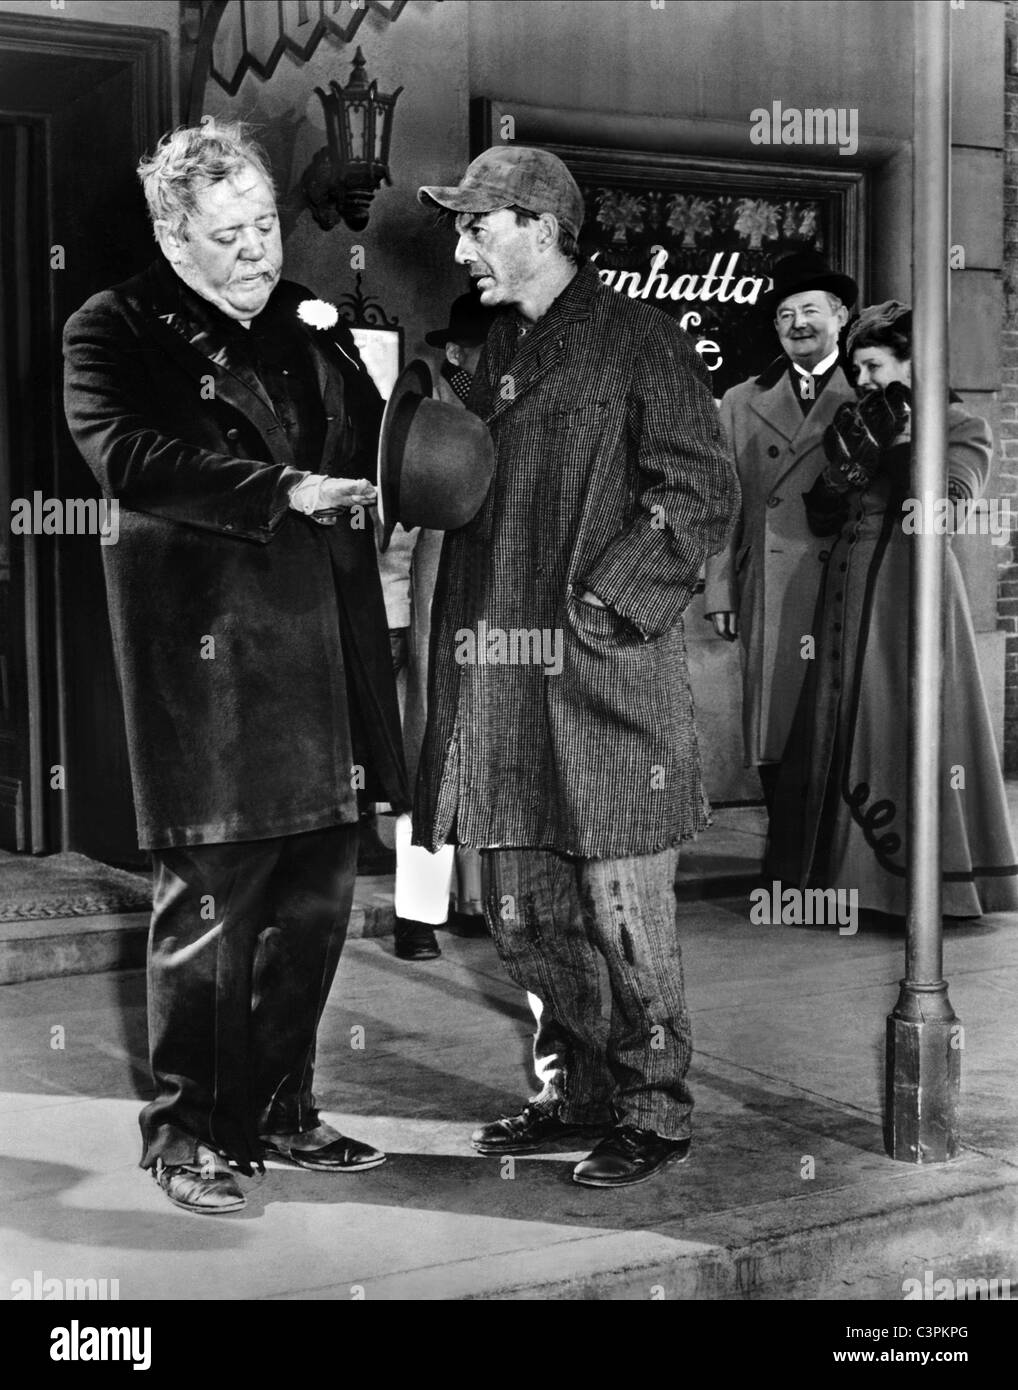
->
[[704, 251, 858, 811], [415, 147, 738, 1187]]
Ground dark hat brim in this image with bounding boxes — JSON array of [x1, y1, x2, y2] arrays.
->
[[761, 271, 858, 315], [378, 358, 433, 552], [418, 184, 513, 217]]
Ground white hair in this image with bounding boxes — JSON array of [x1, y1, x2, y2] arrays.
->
[[137, 117, 276, 238]]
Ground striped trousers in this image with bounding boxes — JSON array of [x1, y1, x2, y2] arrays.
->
[[482, 846, 693, 1139]]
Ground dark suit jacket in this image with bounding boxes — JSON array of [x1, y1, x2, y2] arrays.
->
[[414, 264, 738, 859], [63, 257, 407, 849]]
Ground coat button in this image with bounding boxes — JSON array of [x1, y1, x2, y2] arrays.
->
[[767, 496, 781, 507], [767, 445, 780, 458], [226, 428, 239, 441]]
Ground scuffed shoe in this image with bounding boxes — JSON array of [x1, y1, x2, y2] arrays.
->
[[471, 1102, 608, 1155], [153, 1146, 246, 1215], [260, 1122, 386, 1172], [572, 1125, 691, 1188]]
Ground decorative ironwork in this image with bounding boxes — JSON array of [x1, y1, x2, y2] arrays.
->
[[182, 0, 415, 121], [335, 272, 399, 329]]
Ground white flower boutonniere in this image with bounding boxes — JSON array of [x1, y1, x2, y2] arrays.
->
[[297, 298, 340, 330]]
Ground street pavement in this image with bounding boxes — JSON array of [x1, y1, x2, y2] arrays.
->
[[1, 806, 1015, 1300]]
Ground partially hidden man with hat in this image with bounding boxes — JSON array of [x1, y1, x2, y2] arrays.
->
[[411, 145, 738, 1187], [375, 291, 497, 960], [704, 250, 858, 819]]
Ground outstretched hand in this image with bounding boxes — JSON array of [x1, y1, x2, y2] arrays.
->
[[314, 477, 377, 512]]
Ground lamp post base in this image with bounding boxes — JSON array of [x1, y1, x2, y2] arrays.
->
[[884, 981, 960, 1163]]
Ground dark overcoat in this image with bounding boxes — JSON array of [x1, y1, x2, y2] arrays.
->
[[63, 258, 407, 850], [767, 403, 1018, 917], [703, 359, 856, 765], [413, 264, 738, 860]]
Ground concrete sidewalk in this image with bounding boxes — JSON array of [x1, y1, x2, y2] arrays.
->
[[1, 873, 1016, 1299]]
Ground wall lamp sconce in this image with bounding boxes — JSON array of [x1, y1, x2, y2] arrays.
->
[[301, 47, 403, 231]]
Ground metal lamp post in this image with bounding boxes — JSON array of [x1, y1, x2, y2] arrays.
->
[[884, 0, 960, 1164]]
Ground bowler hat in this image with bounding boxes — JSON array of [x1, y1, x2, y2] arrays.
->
[[418, 145, 585, 239], [424, 292, 499, 347], [760, 250, 858, 315], [377, 359, 495, 552]]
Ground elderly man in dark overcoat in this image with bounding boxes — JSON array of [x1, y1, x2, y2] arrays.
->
[[63, 119, 407, 1214], [416, 147, 738, 1187]]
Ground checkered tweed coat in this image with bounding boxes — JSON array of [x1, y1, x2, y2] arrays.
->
[[413, 264, 738, 859]]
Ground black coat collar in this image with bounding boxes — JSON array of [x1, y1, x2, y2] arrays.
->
[[121, 260, 383, 476]]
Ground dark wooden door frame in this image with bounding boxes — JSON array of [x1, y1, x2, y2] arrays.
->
[[0, 11, 169, 854]]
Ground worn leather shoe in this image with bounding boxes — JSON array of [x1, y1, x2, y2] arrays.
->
[[260, 1122, 386, 1172], [153, 1148, 246, 1215], [471, 1103, 607, 1155], [572, 1125, 691, 1188], [394, 917, 441, 960]]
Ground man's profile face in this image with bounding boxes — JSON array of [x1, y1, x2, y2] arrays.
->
[[160, 163, 282, 321], [774, 289, 847, 369], [446, 339, 484, 375], [453, 208, 542, 310]]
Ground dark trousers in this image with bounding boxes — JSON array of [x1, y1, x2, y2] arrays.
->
[[482, 846, 693, 1140], [758, 762, 781, 815], [139, 824, 358, 1173]]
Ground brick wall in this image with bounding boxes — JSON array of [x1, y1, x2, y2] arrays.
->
[[1001, 2, 1018, 769]]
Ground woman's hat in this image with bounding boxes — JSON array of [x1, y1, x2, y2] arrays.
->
[[760, 250, 858, 315], [846, 300, 912, 356], [377, 359, 495, 552]]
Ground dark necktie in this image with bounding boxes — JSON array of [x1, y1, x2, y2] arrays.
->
[[793, 365, 828, 416]]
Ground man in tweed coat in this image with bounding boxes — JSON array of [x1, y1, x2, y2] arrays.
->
[[416, 147, 738, 1187]]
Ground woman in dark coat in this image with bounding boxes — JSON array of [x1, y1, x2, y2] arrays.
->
[[767, 301, 1018, 918]]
